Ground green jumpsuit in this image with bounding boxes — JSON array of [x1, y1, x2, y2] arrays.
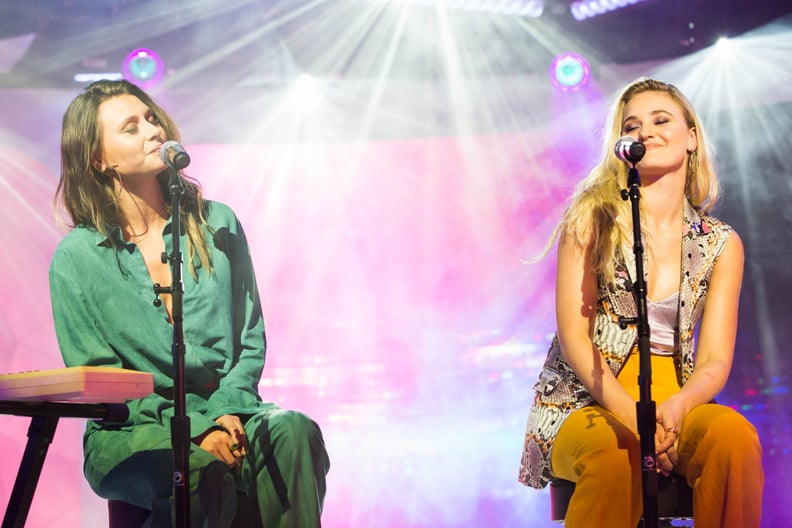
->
[[49, 200, 329, 527]]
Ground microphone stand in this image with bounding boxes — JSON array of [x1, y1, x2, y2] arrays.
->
[[619, 162, 658, 528], [153, 168, 191, 528]]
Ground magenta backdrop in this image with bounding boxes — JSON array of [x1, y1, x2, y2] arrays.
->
[[0, 130, 569, 526], [2, 26, 792, 525]]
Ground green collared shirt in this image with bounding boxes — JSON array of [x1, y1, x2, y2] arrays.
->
[[49, 200, 266, 439]]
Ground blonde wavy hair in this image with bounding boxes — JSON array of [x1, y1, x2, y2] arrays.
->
[[551, 77, 718, 282]]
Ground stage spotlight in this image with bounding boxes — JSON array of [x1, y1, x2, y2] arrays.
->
[[549, 52, 591, 91], [715, 36, 736, 55], [570, 0, 645, 21], [122, 48, 164, 87], [362, 0, 544, 17]]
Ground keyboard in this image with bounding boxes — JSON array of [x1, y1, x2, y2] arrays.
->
[[0, 366, 154, 403]]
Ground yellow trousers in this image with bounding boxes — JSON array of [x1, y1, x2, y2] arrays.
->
[[551, 352, 764, 527]]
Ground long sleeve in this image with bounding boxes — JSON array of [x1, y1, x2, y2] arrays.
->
[[48, 201, 268, 440], [203, 215, 266, 418], [49, 231, 220, 436]]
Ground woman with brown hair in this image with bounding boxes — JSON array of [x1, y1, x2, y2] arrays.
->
[[51, 79, 330, 527]]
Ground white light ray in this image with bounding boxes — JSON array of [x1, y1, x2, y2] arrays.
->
[[361, 0, 544, 17]]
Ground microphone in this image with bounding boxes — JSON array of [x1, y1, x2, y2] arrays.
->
[[614, 136, 646, 164], [160, 140, 190, 170]]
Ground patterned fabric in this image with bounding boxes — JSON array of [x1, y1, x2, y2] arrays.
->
[[518, 200, 732, 489]]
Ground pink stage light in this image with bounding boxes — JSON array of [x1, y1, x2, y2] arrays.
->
[[122, 48, 164, 88]]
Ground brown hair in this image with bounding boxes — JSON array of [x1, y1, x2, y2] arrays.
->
[[55, 79, 213, 276]]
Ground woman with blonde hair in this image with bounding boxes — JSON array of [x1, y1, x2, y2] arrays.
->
[[519, 78, 763, 527]]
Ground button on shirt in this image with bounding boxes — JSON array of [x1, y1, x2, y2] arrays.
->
[[49, 201, 266, 439]]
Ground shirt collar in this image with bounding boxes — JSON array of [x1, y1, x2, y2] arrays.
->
[[682, 199, 711, 238], [92, 218, 177, 249]]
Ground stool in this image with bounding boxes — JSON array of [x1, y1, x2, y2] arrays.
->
[[550, 472, 694, 526], [108, 493, 254, 527], [107, 500, 150, 528]]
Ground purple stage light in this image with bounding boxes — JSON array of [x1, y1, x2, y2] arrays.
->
[[549, 52, 591, 91], [122, 48, 164, 87], [570, 0, 645, 21]]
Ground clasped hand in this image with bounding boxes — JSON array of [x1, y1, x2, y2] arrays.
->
[[196, 414, 248, 469], [654, 398, 684, 476]]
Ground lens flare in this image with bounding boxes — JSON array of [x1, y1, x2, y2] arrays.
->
[[549, 52, 591, 91]]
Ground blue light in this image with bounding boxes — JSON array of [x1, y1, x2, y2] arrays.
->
[[122, 48, 164, 87], [549, 52, 591, 91]]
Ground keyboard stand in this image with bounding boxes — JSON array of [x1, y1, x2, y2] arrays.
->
[[0, 401, 129, 528]]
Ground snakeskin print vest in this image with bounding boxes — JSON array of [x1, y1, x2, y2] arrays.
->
[[518, 200, 733, 489]]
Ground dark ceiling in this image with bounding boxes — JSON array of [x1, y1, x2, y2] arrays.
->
[[552, 0, 791, 63], [0, 0, 790, 88]]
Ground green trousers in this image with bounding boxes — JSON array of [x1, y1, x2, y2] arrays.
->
[[84, 406, 330, 527]]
